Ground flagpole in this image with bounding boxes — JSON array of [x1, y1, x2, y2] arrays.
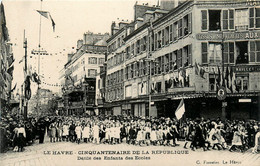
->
[[37, 0, 43, 117], [23, 30, 28, 119]]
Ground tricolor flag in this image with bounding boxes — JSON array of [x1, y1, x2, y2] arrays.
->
[[225, 66, 229, 89], [173, 61, 177, 70], [175, 98, 185, 120], [36, 10, 56, 32], [194, 62, 199, 75]]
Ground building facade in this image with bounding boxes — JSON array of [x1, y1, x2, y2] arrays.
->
[[0, 2, 14, 112], [61, 32, 108, 116], [105, 0, 260, 120]]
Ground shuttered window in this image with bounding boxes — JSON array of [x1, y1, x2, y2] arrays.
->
[[222, 9, 234, 30], [249, 41, 260, 62], [202, 42, 208, 64], [177, 49, 182, 68], [188, 44, 192, 65], [201, 10, 208, 31], [188, 13, 192, 33], [229, 10, 234, 29], [249, 7, 260, 29], [223, 10, 228, 30], [178, 19, 183, 38]]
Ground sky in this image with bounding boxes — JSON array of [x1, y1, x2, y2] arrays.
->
[[2, 0, 158, 95]]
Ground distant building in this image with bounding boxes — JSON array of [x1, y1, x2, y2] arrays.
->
[[0, 2, 14, 112], [28, 88, 54, 116], [61, 32, 108, 116]]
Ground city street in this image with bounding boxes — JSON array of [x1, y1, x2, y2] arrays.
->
[[1, 136, 259, 166], [1, 0, 260, 166]]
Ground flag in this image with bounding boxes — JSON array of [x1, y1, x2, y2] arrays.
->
[[231, 71, 236, 92], [49, 14, 56, 32], [7, 65, 14, 75], [10, 83, 17, 92], [36, 10, 55, 32], [222, 68, 225, 87], [229, 67, 233, 93], [199, 65, 205, 79], [175, 98, 185, 120], [178, 68, 184, 87], [36, 10, 49, 19], [195, 62, 199, 75], [217, 66, 221, 86], [7, 55, 15, 66], [141, 82, 144, 93], [173, 61, 177, 70], [225, 66, 229, 89]]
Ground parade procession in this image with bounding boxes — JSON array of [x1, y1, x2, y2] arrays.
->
[[0, 0, 260, 166]]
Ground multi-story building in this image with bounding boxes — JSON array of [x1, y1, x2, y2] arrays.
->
[[0, 2, 14, 112], [62, 32, 109, 116], [105, 0, 260, 120]]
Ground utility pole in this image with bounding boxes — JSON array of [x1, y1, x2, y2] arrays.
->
[[146, 19, 153, 117], [23, 30, 28, 119], [221, 31, 227, 120], [36, 0, 43, 117]]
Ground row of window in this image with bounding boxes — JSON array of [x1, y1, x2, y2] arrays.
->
[[107, 13, 192, 69], [89, 57, 105, 64], [108, 74, 249, 102], [201, 41, 260, 64], [106, 86, 124, 101], [201, 8, 260, 32], [108, 34, 125, 53], [106, 44, 192, 87]]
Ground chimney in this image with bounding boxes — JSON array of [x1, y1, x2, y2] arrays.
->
[[160, 0, 176, 11], [77, 40, 83, 49], [67, 53, 73, 62], [136, 17, 144, 29], [111, 21, 119, 36]]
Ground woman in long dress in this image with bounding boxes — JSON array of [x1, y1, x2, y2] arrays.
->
[[252, 127, 260, 153], [62, 122, 69, 141], [15, 123, 26, 152], [49, 122, 57, 143], [93, 123, 100, 144], [82, 123, 90, 143], [75, 123, 82, 144], [56, 122, 63, 142], [229, 127, 243, 152], [150, 125, 157, 145]]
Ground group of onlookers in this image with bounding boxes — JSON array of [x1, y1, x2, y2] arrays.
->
[[1, 114, 260, 153]]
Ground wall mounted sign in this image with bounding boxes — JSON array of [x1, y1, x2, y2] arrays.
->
[[196, 32, 260, 40], [217, 86, 227, 101], [205, 65, 260, 73]]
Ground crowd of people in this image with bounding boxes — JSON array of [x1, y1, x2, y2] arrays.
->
[[1, 114, 260, 153]]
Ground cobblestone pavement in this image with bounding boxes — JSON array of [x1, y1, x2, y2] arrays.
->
[[1, 136, 259, 166]]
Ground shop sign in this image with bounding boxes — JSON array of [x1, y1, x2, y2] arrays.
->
[[196, 32, 260, 40], [217, 86, 227, 101], [238, 98, 251, 103], [233, 65, 260, 72], [205, 65, 260, 73]]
